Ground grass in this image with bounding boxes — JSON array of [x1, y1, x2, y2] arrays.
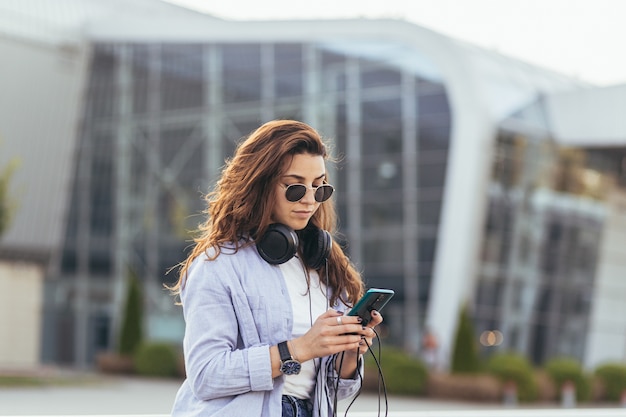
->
[[0, 369, 105, 388], [0, 375, 47, 387]]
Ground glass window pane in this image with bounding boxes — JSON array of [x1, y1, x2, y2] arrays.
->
[[361, 67, 401, 89], [222, 44, 262, 103], [275, 44, 303, 98], [161, 44, 204, 110]]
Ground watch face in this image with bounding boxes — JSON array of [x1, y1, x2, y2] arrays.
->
[[281, 359, 301, 375]]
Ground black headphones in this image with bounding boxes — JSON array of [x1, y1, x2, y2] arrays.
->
[[256, 223, 332, 270]]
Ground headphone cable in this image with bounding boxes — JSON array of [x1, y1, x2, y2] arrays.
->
[[338, 328, 388, 417]]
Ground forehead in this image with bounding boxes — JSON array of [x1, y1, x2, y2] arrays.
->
[[282, 153, 326, 178]]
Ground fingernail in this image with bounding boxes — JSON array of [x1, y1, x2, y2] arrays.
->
[[371, 310, 379, 316], [356, 317, 363, 323], [362, 326, 367, 330]]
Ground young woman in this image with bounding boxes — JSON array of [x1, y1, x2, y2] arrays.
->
[[169, 120, 383, 417]]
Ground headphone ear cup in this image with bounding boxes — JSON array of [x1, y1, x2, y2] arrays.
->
[[302, 227, 332, 270], [256, 223, 299, 265]]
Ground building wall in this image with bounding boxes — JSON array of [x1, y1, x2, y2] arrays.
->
[[45, 40, 456, 365], [0, 260, 43, 368], [0, 34, 88, 254], [585, 188, 626, 368], [0, 29, 89, 366], [1, 2, 619, 370]]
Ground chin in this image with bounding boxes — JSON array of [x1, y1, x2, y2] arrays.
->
[[289, 220, 310, 231]]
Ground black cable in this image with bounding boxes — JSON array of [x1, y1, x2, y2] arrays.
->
[[333, 351, 345, 416], [345, 329, 388, 417], [319, 260, 391, 417], [366, 328, 388, 417], [336, 328, 388, 417], [340, 349, 363, 417]]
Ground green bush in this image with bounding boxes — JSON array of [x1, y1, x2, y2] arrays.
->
[[544, 357, 591, 402], [486, 352, 538, 402], [451, 305, 480, 374], [134, 342, 179, 377], [118, 268, 143, 356], [595, 363, 626, 402], [365, 347, 428, 396], [0, 156, 18, 237]]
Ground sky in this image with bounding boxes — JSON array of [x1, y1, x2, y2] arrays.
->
[[165, 0, 626, 87]]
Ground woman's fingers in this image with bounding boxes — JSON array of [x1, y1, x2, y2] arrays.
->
[[301, 309, 387, 358]]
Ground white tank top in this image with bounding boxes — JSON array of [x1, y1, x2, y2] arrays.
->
[[279, 255, 329, 399]]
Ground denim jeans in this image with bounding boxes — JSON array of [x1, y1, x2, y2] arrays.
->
[[281, 395, 313, 417]]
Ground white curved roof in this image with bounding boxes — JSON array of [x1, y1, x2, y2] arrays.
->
[[0, 0, 220, 45], [0, 0, 595, 261], [1, 0, 586, 101]]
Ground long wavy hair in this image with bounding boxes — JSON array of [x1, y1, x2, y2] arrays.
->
[[169, 120, 364, 307]]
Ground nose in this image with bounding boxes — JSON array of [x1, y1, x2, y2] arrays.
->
[[299, 187, 317, 204]]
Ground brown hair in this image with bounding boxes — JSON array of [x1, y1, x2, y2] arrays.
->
[[169, 120, 364, 307]]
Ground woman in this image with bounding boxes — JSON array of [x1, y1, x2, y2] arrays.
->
[[169, 120, 383, 417]]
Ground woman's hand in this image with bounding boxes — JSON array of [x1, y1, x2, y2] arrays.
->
[[353, 309, 383, 356], [289, 308, 383, 378], [288, 309, 358, 362], [335, 308, 382, 378]]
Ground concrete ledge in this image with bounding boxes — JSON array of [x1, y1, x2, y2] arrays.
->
[[6, 409, 626, 417]]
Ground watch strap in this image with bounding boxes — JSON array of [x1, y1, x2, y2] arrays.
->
[[278, 341, 301, 375], [278, 341, 292, 361]]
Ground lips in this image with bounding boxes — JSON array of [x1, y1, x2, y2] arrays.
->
[[293, 210, 313, 219]]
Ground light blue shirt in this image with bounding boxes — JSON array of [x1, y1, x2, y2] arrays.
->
[[170, 243, 362, 417]]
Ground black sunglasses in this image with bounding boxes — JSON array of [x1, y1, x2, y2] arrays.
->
[[282, 183, 334, 203]]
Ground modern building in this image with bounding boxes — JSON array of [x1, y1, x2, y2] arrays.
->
[[1, 0, 625, 370]]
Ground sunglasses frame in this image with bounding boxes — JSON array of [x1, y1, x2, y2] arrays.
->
[[282, 183, 334, 203]]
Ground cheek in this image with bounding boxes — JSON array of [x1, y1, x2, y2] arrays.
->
[[270, 190, 287, 219]]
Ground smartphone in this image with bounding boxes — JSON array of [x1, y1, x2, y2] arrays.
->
[[347, 288, 395, 326]]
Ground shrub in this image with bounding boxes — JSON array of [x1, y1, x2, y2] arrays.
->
[[534, 370, 558, 402], [595, 363, 626, 402], [451, 305, 480, 374], [364, 347, 428, 396], [486, 352, 538, 402], [0, 157, 18, 237], [118, 268, 143, 356], [426, 372, 501, 402], [134, 342, 179, 378], [544, 357, 591, 402]]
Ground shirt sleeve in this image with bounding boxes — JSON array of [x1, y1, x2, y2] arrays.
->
[[180, 255, 275, 401]]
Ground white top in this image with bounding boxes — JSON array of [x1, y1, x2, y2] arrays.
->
[[279, 255, 329, 399]]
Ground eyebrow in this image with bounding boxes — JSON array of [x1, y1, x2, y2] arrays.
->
[[282, 173, 326, 181]]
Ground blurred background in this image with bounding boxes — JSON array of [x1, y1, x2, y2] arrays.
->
[[1, 0, 626, 404]]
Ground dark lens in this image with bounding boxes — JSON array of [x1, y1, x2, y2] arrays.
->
[[315, 184, 334, 202], [285, 184, 307, 202]]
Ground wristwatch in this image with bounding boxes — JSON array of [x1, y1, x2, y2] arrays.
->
[[278, 341, 301, 375]]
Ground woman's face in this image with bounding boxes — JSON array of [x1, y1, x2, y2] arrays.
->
[[271, 153, 327, 231]]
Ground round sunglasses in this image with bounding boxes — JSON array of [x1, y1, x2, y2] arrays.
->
[[282, 183, 334, 203]]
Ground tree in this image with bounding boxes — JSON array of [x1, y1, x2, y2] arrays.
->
[[0, 156, 18, 237], [451, 304, 481, 373], [118, 267, 144, 356]]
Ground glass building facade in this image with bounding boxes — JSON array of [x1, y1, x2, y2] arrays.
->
[[474, 107, 625, 364], [6, 1, 621, 370], [43, 41, 451, 364]]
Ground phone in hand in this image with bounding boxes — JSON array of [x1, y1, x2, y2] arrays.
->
[[346, 288, 394, 326]]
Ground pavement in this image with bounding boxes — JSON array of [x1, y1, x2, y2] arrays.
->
[[0, 373, 488, 416], [2, 373, 625, 417]]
